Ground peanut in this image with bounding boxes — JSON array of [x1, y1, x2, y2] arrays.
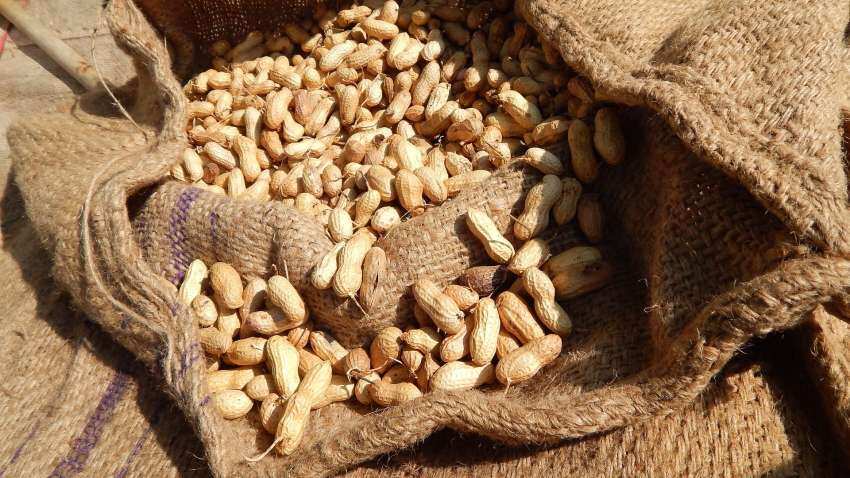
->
[[553, 177, 582, 225], [497, 90, 542, 130], [439, 319, 469, 362], [267, 275, 309, 327], [443, 284, 479, 311], [495, 291, 544, 344], [513, 174, 561, 241], [552, 259, 614, 300], [311, 242, 346, 290], [430, 361, 494, 392], [568, 119, 598, 183], [370, 326, 403, 373], [495, 329, 521, 360], [577, 194, 604, 243], [523, 147, 565, 175], [465, 207, 514, 264], [266, 335, 301, 398], [207, 366, 261, 393], [495, 334, 562, 385], [312, 375, 356, 409], [192, 294, 218, 327], [333, 228, 377, 298], [260, 393, 285, 433], [287, 322, 313, 349], [461, 265, 509, 296], [370, 206, 402, 233], [245, 373, 276, 401], [522, 267, 572, 335], [412, 278, 465, 334], [507, 238, 550, 275], [469, 297, 500, 365], [274, 361, 332, 455], [223, 337, 267, 365], [401, 327, 442, 355], [369, 381, 422, 406], [210, 262, 244, 309], [179, 259, 208, 305], [359, 246, 387, 311], [213, 389, 253, 419]]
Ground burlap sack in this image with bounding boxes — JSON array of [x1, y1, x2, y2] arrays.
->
[[8, 0, 850, 476]]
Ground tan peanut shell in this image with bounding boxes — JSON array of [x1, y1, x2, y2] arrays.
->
[[496, 291, 544, 343], [312, 375, 356, 409], [333, 229, 377, 298], [297, 347, 324, 377], [206, 366, 261, 393], [552, 259, 614, 300], [310, 330, 349, 373], [287, 322, 313, 349], [553, 177, 582, 225], [328, 208, 354, 242], [513, 174, 561, 241], [266, 335, 301, 398], [370, 326, 403, 372], [497, 90, 542, 130], [401, 327, 442, 355], [359, 247, 387, 311], [260, 393, 285, 433], [507, 238, 551, 275], [210, 262, 244, 309], [440, 321, 469, 362], [370, 206, 402, 233], [593, 107, 626, 165], [412, 279, 465, 334], [216, 309, 240, 338], [495, 329, 521, 360], [192, 294, 218, 327], [200, 327, 232, 356], [213, 389, 253, 419], [395, 169, 425, 215], [430, 361, 495, 392], [401, 347, 425, 373], [245, 373, 276, 401], [523, 147, 564, 175], [466, 207, 514, 263], [355, 371, 381, 405], [267, 275, 309, 327], [369, 381, 422, 406], [311, 242, 346, 290], [274, 361, 332, 455], [223, 337, 267, 366], [522, 267, 572, 335], [443, 285, 479, 311], [577, 194, 605, 243], [568, 119, 599, 183], [496, 334, 562, 385], [177, 259, 209, 305], [239, 278, 267, 321], [469, 297, 500, 365]]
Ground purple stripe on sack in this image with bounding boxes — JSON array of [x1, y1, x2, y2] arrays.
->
[[113, 427, 151, 478], [168, 188, 201, 286], [0, 424, 40, 478], [48, 372, 131, 478], [176, 341, 204, 381], [209, 210, 220, 257]]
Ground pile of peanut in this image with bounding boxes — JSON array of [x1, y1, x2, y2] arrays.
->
[[172, 0, 624, 458]]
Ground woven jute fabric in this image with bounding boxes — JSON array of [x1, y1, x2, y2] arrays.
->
[[8, 0, 850, 476]]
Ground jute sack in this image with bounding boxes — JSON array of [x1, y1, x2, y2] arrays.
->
[[9, 0, 850, 476]]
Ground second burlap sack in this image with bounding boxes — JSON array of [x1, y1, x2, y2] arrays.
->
[[9, 0, 850, 476]]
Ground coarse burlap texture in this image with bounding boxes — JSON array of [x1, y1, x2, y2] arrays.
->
[[8, 0, 850, 476]]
